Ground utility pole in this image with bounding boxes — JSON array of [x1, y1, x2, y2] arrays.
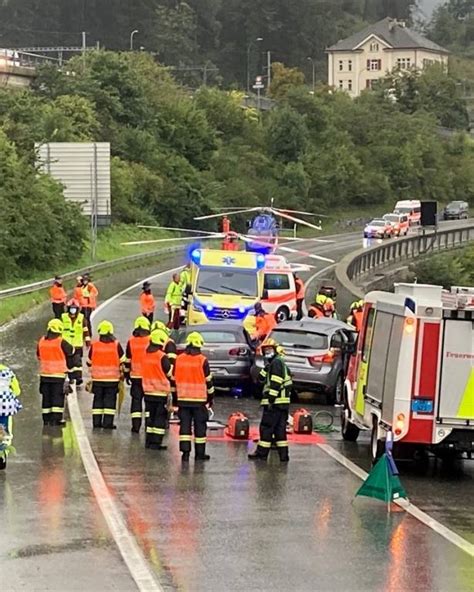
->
[[82, 31, 87, 70], [267, 50, 271, 91], [130, 29, 139, 51], [307, 57, 315, 93]]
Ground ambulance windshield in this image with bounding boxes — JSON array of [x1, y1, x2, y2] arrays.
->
[[196, 269, 258, 297]]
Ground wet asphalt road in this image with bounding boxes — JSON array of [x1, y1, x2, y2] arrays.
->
[[1, 227, 474, 591]]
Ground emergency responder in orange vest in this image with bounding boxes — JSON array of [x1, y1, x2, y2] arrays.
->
[[87, 321, 125, 430], [125, 316, 151, 433], [347, 299, 364, 331], [254, 302, 276, 341], [73, 276, 83, 303], [37, 319, 74, 426], [0, 363, 22, 471], [165, 274, 183, 330], [308, 294, 328, 319], [61, 299, 90, 386], [173, 332, 214, 462], [151, 320, 177, 371], [142, 329, 174, 450], [80, 274, 99, 337], [294, 273, 305, 321], [50, 276, 67, 319], [140, 282, 155, 324], [248, 338, 292, 462]]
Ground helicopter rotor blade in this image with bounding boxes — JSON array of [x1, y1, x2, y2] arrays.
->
[[276, 208, 330, 218], [279, 236, 334, 244], [271, 209, 322, 231], [275, 244, 335, 263], [194, 207, 261, 221], [137, 225, 219, 236], [122, 234, 224, 246]]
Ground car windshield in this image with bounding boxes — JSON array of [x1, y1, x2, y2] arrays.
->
[[196, 269, 257, 297], [447, 202, 463, 209], [384, 215, 399, 223], [369, 220, 385, 227], [270, 329, 328, 350]]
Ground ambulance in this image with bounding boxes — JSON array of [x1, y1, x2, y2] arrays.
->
[[394, 200, 421, 226], [341, 283, 474, 462], [260, 255, 297, 322], [187, 248, 265, 325]]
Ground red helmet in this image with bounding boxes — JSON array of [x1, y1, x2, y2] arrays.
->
[[67, 298, 80, 309]]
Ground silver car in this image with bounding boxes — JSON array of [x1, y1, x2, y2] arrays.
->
[[176, 322, 255, 394], [253, 319, 357, 405]]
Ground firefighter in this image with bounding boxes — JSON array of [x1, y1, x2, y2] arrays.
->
[[165, 273, 183, 330], [61, 298, 90, 386], [80, 274, 99, 337], [0, 363, 22, 470], [139, 281, 155, 324], [248, 338, 292, 462], [125, 316, 151, 433], [173, 332, 214, 462], [308, 294, 328, 319], [151, 320, 177, 370], [50, 276, 67, 319], [324, 297, 337, 319], [294, 273, 305, 321], [37, 319, 74, 426], [87, 321, 126, 430], [253, 302, 276, 341], [347, 299, 364, 331], [142, 329, 174, 450]]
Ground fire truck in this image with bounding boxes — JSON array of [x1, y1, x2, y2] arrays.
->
[[341, 284, 474, 461]]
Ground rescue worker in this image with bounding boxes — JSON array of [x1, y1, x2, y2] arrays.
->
[[50, 276, 67, 319], [0, 363, 22, 470], [165, 273, 183, 331], [179, 264, 192, 312], [37, 319, 74, 426], [173, 332, 214, 462], [140, 282, 155, 324], [308, 294, 328, 319], [87, 321, 126, 430], [151, 320, 177, 370], [80, 274, 99, 337], [294, 273, 305, 321], [253, 302, 276, 341], [324, 297, 337, 319], [73, 276, 83, 302], [142, 329, 174, 450], [248, 338, 292, 462], [347, 299, 364, 331], [125, 316, 151, 433], [61, 298, 90, 386]]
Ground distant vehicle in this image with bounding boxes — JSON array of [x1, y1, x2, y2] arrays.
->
[[176, 321, 255, 393], [394, 200, 421, 226], [443, 201, 469, 220], [382, 213, 409, 237], [252, 319, 357, 405], [363, 219, 393, 239]]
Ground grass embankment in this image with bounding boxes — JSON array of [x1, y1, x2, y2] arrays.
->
[[0, 225, 175, 326]]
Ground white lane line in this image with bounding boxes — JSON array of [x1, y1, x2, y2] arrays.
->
[[317, 443, 474, 558], [68, 266, 183, 592]]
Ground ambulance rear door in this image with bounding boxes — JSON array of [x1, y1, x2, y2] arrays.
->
[[437, 316, 474, 424]]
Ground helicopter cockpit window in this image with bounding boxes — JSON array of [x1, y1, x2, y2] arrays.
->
[[196, 270, 258, 297]]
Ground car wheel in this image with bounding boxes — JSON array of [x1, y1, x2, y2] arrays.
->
[[341, 407, 360, 442], [327, 372, 344, 406], [370, 416, 384, 464], [275, 306, 290, 323]]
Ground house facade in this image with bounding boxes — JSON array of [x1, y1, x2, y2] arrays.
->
[[327, 18, 449, 97]]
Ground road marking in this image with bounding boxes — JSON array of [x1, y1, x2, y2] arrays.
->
[[317, 442, 474, 558]]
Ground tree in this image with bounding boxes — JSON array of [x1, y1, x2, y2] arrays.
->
[[269, 62, 306, 100], [267, 107, 309, 163]]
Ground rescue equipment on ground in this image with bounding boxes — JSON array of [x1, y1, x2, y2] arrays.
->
[[292, 409, 313, 434], [226, 412, 250, 440]]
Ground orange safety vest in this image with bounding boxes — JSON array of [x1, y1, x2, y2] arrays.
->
[[128, 335, 150, 379], [256, 313, 276, 339], [309, 305, 325, 319], [140, 292, 155, 315], [175, 353, 207, 403], [90, 340, 120, 381], [38, 337, 67, 377], [142, 349, 170, 396], [353, 310, 364, 332], [295, 278, 305, 300], [81, 283, 98, 309], [50, 285, 67, 304]]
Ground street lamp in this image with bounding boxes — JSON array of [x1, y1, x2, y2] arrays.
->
[[130, 29, 139, 51], [307, 57, 316, 94], [247, 37, 263, 93]]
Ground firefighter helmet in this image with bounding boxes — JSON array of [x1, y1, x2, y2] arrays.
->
[[150, 329, 168, 347], [134, 316, 151, 331], [98, 320, 114, 336], [47, 319, 64, 334], [186, 332, 204, 348]]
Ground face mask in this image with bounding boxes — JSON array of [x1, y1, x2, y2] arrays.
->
[[263, 351, 274, 361], [69, 308, 78, 315]]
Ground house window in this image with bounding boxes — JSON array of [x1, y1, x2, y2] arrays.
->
[[338, 79, 344, 89], [397, 57, 412, 70], [370, 42, 379, 52], [367, 59, 381, 71], [366, 79, 377, 89], [339, 60, 343, 71], [423, 58, 434, 68], [348, 60, 352, 72], [348, 80, 353, 91]]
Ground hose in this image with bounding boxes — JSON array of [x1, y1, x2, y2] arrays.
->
[[313, 410, 336, 434]]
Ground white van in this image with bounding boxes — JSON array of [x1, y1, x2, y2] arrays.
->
[[261, 255, 297, 322], [394, 200, 421, 226]]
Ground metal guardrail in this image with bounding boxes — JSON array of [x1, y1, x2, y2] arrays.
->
[[336, 224, 474, 303], [0, 245, 184, 301]]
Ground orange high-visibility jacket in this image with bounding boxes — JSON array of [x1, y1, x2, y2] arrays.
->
[[38, 336, 67, 378], [140, 292, 156, 315], [175, 353, 208, 404], [295, 278, 305, 300], [142, 349, 171, 397], [126, 335, 150, 379], [89, 340, 121, 381], [50, 285, 67, 304]]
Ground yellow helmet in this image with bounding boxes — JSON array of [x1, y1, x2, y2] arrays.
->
[[261, 337, 284, 356], [47, 319, 64, 334], [98, 320, 114, 336], [151, 320, 170, 335], [315, 294, 328, 306], [134, 316, 151, 331], [186, 331, 204, 348], [150, 329, 168, 346]]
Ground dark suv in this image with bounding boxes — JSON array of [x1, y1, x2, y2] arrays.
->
[[444, 201, 469, 220]]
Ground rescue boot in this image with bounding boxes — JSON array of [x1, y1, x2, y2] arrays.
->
[[195, 453, 210, 461], [181, 451, 190, 462], [248, 451, 267, 461], [149, 443, 168, 450]]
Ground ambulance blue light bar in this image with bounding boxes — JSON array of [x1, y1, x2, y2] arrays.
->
[[191, 249, 202, 265]]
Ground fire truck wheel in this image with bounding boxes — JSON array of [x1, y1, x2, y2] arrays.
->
[[341, 408, 359, 442], [370, 417, 384, 464]]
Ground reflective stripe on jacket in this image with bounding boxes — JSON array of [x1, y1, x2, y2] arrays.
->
[[175, 353, 208, 403], [38, 337, 67, 378], [142, 349, 171, 397], [260, 356, 292, 406], [61, 312, 87, 347], [90, 340, 121, 381]]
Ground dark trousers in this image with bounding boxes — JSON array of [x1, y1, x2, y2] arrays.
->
[[142, 312, 154, 324], [66, 348, 83, 384], [40, 380, 65, 425], [92, 382, 118, 428], [82, 307, 93, 337], [145, 397, 167, 446], [168, 307, 180, 330], [130, 378, 145, 432], [256, 405, 289, 460], [52, 302, 65, 319], [296, 298, 304, 321], [178, 405, 208, 456]]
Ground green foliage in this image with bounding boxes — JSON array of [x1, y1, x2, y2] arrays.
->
[[411, 245, 474, 288], [269, 63, 305, 101], [267, 107, 309, 163]]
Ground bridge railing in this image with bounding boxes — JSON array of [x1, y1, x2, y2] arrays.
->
[[335, 224, 474, 306]]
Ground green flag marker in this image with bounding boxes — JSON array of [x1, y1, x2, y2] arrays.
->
[[356, 453, 407, 504]]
